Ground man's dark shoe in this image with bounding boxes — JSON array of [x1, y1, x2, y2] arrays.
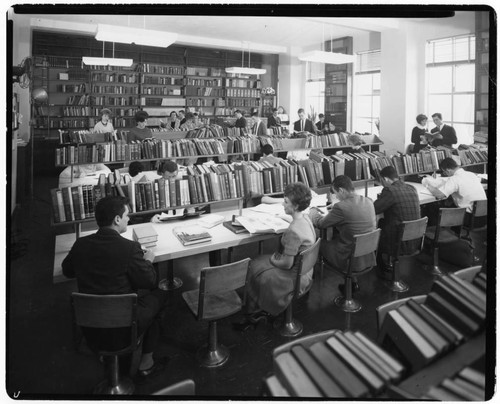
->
[[136, 357, 169, 384], [338, 282, 360, 295], [377, 265, 394, 281]]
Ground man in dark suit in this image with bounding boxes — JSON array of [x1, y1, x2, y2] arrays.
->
[[373, 166, 421, 278], [293, 108, 316, 133], [267, 108, 282, 128], [62, 196, 167, 379], [251, 111, 268, 137], [430, 112, 458, 147], [233, 109, 247, 130]]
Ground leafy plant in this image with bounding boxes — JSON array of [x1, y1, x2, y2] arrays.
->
[[307, 105, 317, 123]]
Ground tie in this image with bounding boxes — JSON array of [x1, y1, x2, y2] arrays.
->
[[255, 121, 259, 135], [301, 120, 304, 131]]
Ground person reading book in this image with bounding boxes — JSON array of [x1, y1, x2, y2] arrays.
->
[[267, 108, 282, 128], [429, 112, 457, 147], [233, 182, 316, 331], [62, 196, 169, 380], [410, 113, 430, 153], [309, 175, 376, 294], [93, 108, 115, 134], [128, 110, 153, 142]]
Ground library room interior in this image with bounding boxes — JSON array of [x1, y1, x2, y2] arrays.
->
[[7, 4, 494, 400]]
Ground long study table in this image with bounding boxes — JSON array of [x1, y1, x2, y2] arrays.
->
[[52, 182, 439, 283]]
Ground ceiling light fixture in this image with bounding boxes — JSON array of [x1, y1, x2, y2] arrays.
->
[[82, 41, 133, 67], [225, 42, 266, 76], [95, 23, 178, 48]]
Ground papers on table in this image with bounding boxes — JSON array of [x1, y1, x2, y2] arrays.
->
[[159, 210, 185, 221], [235, 215, 289, 234]]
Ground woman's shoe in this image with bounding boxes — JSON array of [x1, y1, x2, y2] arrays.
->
[[232, 316, 256, 332]]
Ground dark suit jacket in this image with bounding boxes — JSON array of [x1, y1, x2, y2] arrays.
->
[[294, 119, 316, 133], [234, 116, 247, 129], [62, 227, 157, 294], [431, 124, 457, 147], [267, 115, 281, 128], [374, 180, 421, 256]]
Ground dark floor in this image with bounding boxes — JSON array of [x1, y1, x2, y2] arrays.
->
[[7, 175, 492, 399]]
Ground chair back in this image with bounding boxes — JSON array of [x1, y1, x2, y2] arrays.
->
[[376, 295, 426, 332], [472, 199, 488, 218], [71, 292, 138, 355], [352, 229, 381, 258], [197, 258, 251, 320], [152, 379, 195, 396], [395, 216, 428, 257], [293, 238, 321, 299], [438, 207, 466, 227]]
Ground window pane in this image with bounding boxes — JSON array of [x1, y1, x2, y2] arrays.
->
[[428, 95, 452, 120], [355, 74, 372, 95], [434, 38, 453, 63], [372, 73, 380, 91], [470, 37, 476, 60], [372, 96, 380, 117], [453, 94, 475, 122], [454, 37, 470, 62], [353, 117, 373, 134], [455, 64, 475, 92], [428, 66, 453, 93], [453, 123, 474, 145], [356, 95, 372, 116]]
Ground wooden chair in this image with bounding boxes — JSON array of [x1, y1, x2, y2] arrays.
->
[[152, 379, 195, 396], [463, 200, 487, 262], [71, 293, 139, 395], [182, 258, 251, 367], [274, 239, 321, 337], [386, 217, 428, 293], [375, 295, 426, 333], [329, 229, 382, 313], [424, 207, 467, 275]]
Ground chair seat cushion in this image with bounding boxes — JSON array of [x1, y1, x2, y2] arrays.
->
[[182, 290, 243, 322], [425, 227, 460, 243]]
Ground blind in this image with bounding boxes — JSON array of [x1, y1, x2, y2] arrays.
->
[[356, 50, 381, 73], [426, 34, 475, 64], [306, 61, 325, 82]]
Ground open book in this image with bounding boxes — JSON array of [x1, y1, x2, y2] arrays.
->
[[235, 215, 289, 234], [173, 225, 212, 246]]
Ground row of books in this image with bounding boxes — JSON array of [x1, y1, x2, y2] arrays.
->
[[96, 96, 139, 106], [186, 66, 223, 77], [50, 184, 98, 223], [456, 148, 488, 166], [67, 94, 91, 106], [378, 272, 486, 372], [185, 97, 224, 107], [225, 88, 261, 98], [57, 84, 86, 93], [185, 124, 226, 138], [473, 131, 488, 145], [185, 87, 225, 97], [142, 86, 182, 96], [48, 120, 90, 129], [91, 85, 139, 94], [141, 76, 183, 85], [421, 367, 484, 400], [62, 106, 93, 117], [271, 330, 405, 397], [224, 78, 261, 88], [143, 64, 184, 75], [387, 149, 454, 176], [90, 72, 138, 83], [226, 98, 260, 107], [304, 132, 356, 148], [186, 78, 223, 87]]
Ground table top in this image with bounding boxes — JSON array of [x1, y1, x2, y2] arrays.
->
[[52, 182, 438, 282]]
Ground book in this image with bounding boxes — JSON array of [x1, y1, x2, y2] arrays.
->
[[173, 225, 212, 246], [235, 215, 289, 234], [159, 209, 185, 221], [223, 221, 249, 234], [420, 303, 465, 344], [274, 352, 322, 397], [132, 224, 158, 244]]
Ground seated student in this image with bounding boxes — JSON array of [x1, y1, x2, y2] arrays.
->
[[58, 163, 111, 189], [373, 166, 421, 277], [93, 108, 114, 134], [128, 110, 153, 142], [315, 113, 336, 134], [62, 196, 168, 379], [127, 161, 160, 183], [267, 108, 282, 128], [309, 175, 376, 293], [293, 108, 316, 133], [234, 183, 316, 330], [233, 110, 247, 130], [179, 112, 198, 131], [259, 144, 283, 165]]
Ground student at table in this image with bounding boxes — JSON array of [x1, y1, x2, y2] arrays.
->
[[62, 196, 168, 380], [309, 175, 376, 294], [373, 166, 421, 278], [93, 108, 114, 134], [234, 182, 316, 330]]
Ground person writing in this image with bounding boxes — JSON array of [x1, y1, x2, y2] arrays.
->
[[233, 183, 317, 330], [373, 166, 421, 278], [93, 108, 114, 134], [267, 108, 282, 128], [429, 112, 457, 147], [309, 175, 376, 294], [62, 196, 168, 380], [293, 108, 316, 133], [128, 110, 153, 142], [411, 113, 430, 153]]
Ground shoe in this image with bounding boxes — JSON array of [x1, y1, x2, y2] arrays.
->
[[232, 312, 269, 332], [377, 265, 394, 281], [136, 357, 169, 383], [338, 282, 360, 295]]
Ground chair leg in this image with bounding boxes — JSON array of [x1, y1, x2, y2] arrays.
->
[[197, 321, 229, 368], [334, 276, 361, 313], [424, 246, 443, 275], [274, 304, 303, 337], [388, 259, 409, 293], [227, 247, 233, 263], [94, 355, 134, 395]]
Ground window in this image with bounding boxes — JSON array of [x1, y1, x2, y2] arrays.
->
[[426, 35, 476, 145], [304, 62, 325, 122], [353, 50, 380, 135]]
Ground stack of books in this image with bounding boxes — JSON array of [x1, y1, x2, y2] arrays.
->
[[132, 224, 158, 249], [173, 225, 212, 246]]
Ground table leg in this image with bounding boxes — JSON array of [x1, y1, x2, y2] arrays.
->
[[209, 250, 222, 267], [158, 260, 183, 290], [74, 223, 81, 239]]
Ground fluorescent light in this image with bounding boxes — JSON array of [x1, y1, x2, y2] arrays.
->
[[298, 50, 355, 64], [96, 24, 178, 48], [82, 56, 133, 67], [225, 67, 267, 75]]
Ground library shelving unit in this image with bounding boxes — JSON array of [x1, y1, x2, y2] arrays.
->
[[185, 66, 226, 118], [474, 12, 490, 135], [261, 94, 276, 118], [324, 37, 353, 132], [224, 74, 262, 116]]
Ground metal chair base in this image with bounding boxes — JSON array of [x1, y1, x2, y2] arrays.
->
[[197, 344, 229, 368], [274, 318, 303, 338], [388, 280, 409, 293], [159, 277, 183, 291], [424, 265, 444, 276], [94, 377, 134, 395], [334, 295, 362, 313]]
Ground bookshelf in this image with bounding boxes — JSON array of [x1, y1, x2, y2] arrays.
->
[[324, 37, 353, 132], [474, 12, 490, 135]]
